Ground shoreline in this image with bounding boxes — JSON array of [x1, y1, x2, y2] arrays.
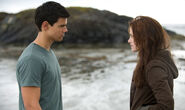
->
[[0, 39, 184, 59]]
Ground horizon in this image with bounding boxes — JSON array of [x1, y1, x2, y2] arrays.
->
[[0, 0, 185, 24]]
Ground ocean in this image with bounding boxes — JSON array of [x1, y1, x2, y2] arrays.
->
[[163, 24, 185, 36], [0, 24, 184, 110], [0, 48, 185, 110]]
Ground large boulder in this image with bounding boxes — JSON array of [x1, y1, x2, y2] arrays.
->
[[0, 7, 132, 45], [0, 7, 184, 46]]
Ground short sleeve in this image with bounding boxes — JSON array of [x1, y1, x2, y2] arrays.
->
[[16, 56, 45, 87]]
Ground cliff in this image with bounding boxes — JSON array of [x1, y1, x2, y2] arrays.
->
[[0, 7, 184, 46]]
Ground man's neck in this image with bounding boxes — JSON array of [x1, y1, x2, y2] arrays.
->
[[33, 32, 53, 51]]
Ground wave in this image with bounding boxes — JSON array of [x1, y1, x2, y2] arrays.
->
[[163, 24, 185, 36]]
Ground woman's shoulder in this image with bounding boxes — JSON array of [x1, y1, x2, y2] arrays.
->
[[146, 59, 167, 73], [146, 49, 172, 72]]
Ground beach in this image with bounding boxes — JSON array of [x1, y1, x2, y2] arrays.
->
[[0, 47, 184, 110]]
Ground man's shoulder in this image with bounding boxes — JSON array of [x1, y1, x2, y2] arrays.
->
[[19, 43, 44, 60], [17, 49, 45, 67]]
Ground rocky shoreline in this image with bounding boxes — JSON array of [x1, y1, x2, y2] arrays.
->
[[0, 46, 185, 110], [0, 38, 184, 76]]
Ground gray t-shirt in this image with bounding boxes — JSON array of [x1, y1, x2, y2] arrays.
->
[[16, 43, 62, 110]]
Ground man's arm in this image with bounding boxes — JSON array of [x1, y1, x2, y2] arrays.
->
[[21, 87, 42, 110]]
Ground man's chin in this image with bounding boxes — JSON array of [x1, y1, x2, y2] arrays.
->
[[55, 38, 63, 42]]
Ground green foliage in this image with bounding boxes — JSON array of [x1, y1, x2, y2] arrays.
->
[[67, 7, 96, 14], [170, 34, 185, 41], [15, 9, 35, 23], [0, 12, 9, 21]]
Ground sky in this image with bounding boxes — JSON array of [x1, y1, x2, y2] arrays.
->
[[0, 0, 185, 24]]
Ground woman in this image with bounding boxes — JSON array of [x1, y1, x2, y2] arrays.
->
[[128, 16, 178, 110]]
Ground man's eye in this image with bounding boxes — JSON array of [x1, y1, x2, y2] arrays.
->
[[59, 25, 67, 27]]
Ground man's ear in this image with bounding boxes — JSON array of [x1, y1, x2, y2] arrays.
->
[[41, 21, 50, 31]]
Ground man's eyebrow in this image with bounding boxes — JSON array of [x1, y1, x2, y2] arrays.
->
[[59, 24, 67, 27]]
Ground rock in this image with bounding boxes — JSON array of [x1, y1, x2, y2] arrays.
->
[[0, 8, 132, 45], [0, 7, 184, 46]]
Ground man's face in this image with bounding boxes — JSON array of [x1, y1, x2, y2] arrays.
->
[[47, 18, 68, 42]]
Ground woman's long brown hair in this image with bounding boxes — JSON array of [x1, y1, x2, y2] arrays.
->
[[128, 16, 170, 87]]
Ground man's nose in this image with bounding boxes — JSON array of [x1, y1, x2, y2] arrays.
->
[[64, 27, 68, 32]]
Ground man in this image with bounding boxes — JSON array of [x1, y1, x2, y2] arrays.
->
[[16, 1, 70, 110]]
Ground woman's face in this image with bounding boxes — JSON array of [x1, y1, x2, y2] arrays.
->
[[128, 27, 137, 52]]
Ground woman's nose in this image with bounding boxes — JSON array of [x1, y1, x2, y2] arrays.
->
[[128, 37, 131, 43]]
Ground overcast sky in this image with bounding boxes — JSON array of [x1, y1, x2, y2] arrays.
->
[[0, 0, 185, 24]]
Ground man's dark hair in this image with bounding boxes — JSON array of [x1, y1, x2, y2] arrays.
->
[[35, 1, 70, 31]]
